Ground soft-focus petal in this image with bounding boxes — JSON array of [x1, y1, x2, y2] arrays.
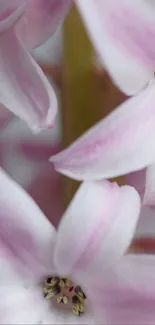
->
[[88, 255, 155, 325], [54, 181, 140, 284], [0, 168, 56, 280], [51, 79, 155, 180], [0, 0, 26, 33], [17, 0, 71, 49], [0, 29, 57, 131], [42, 303, 95, 325], [0, 104, 13, 128], [135, 206, 155, 238], [126, 169, 146, 199], [0, 246, 26, 287], [143, 164, 155, 206], [76, 0, 155, 95], [0, 286, 48, 325]]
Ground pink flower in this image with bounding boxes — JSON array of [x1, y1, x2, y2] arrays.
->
[[76, 0, 155, 95], [1, 0, 155, 128], [0, 0, 71, 131], [1, 168, 155, 324]]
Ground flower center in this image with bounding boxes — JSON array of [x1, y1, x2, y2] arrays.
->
[[43, 276, 87, 316]]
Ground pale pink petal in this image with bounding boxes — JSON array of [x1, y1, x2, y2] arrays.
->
[[126, 169, 146, 199], [76, 0, 155, 95], [43, 303, 95, 325], [0, 29, 57, 131], [143, 164, 155, 206], [0, 104, 13, 128], [54, 181, 140, 284], [0, 286, 48, 324], [136, 206, 155, 238], [51, 79, 155, 181], [0, 0, 26, 33], [0, 247, 25, 287], [17, 0, 71, 49], [88, 255, 155, 325], [0, 168, 56, 280], [19, 141, 60, 162]]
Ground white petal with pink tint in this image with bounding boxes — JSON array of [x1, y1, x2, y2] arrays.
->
[[0, 0, 26, 33], [0, 168, 56, 280], [76, 0, 155, 95], [51, 79, 155, 181], [0, 248, 25, 287], [17, 0, 71, 49], [54, 181, 140, 284], [143, 164, 155, 206], [0, 30, 57, 131], [88, 254, 155, 324], [0, 286, 48, 324], [0, 1, 58, 130], [42, 303, 95, 325]]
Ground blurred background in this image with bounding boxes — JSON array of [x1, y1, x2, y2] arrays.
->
[[1, 5, 155, 252]]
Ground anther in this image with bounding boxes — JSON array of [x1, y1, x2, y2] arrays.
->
[[45, 277, 59, 286], [44, 285, 61, 299], [75, 286, 86, 299], [57, 295, 63, 304], [73, 304, 80, 316], [63, 296, 69, 304], [59, 279, 66, 288], [65, 279, 73, 288]]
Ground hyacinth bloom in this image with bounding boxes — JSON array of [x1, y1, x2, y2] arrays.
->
[[1, 168, 155, 324], [0, 0, 71, 131]]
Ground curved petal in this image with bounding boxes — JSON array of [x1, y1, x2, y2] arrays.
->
[[76, 0, 155, 95], [88, 255, 155, 325], [54, 181, 140, 284], [51, 79, 155, 180], [0, 0, 26, 33], [0, 29, 57, 131], [143, 164, 155, 206], [0, 168, 56, 281], [17, 0, 71, 49]]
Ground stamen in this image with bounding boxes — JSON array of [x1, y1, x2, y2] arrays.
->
[[73, 304, 80, 316], [63, 296, 69, 304], [57, 295, 63, 304], [75, 286, 87, 299], [59, 279, 66, 288], [65, 279, 73, 288], [44, 284, 61, 299], [45, 277, 60, 287], [44, 276, 87, 316], [73, 302, 84, 316]]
